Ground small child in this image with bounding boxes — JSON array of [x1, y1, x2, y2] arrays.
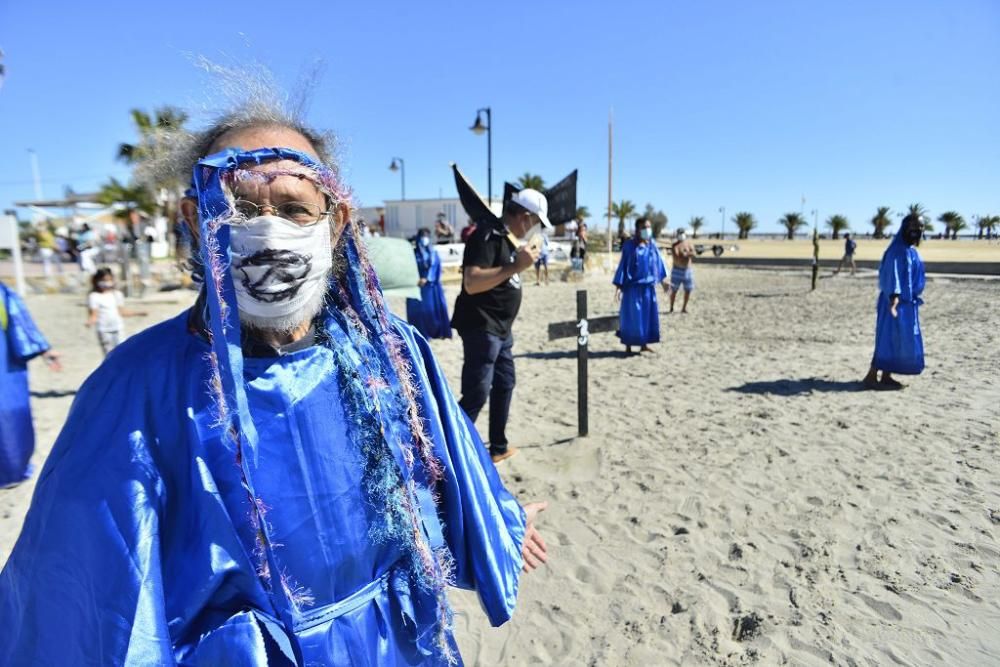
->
[[86, 268, 142, 356]]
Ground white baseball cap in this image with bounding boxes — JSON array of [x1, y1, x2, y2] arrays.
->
[[510, 188, 553, 229]]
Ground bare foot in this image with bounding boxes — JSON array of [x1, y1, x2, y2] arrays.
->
[[491, 447, 519, 464], [640, 345, 654, 353]]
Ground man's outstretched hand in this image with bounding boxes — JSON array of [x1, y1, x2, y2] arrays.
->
[[521, 501, 548, 573]]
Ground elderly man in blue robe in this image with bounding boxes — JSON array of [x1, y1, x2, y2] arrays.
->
[[613, 217, 669, 355], [0, 108, 547, 666], [406, 227, 452, 340], [0, 281, 61, 488], [862, 213, 926, 390]]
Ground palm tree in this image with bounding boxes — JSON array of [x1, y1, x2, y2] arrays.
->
[[117, 107, 189, 166], [778, 212, 807, 240], [871, 206, 892, 239], [689, 216, 704, 238], [96, 177, 157, 221], [574, 206, 590, 222], [116, 107, 189, 243], [937, 211, 965, 240], [732, 211, 756, 239], [640, 203, 668, 237], [608, 200, 637, 238], [986, 216, 999, 240], [516, 173, 545, 190], [976, 214, 999, 239], [825, 214, 849, 239]]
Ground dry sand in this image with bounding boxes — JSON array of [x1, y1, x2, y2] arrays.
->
[[692, 238, 1000, 264], [2, 265, 998, 666]]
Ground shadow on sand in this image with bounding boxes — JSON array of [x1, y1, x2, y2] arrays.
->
[[515, 349, 633, 361], [727, 377, 863, 395], [30, 389, 78, 399], [520, 436, 578, 450]]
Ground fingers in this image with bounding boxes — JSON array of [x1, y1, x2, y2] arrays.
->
[[523, 501, 548, 523], [521, 527, 549, 572]]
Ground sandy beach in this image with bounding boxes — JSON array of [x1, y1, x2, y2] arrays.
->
[[2, 264, 998, 665]]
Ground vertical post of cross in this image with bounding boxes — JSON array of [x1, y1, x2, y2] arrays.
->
[[577, 290, 588, 437]]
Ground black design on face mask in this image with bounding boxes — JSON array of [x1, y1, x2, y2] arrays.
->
[[235, 249, 313, 302]]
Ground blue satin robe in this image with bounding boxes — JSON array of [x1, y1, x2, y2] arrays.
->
[[613, 239, 667, 346], [0, 282, 51, 487], [872, 231, 926, 375], [0, 311, 525, 665], [406, 246, 452, 340]]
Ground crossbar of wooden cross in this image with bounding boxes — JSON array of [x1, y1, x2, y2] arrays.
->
[[546, 290, 619, 437]]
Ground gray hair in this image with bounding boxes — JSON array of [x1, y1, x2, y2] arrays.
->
[[138, 60, 341, 189]]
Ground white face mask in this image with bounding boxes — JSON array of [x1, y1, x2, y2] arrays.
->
[[228, 215, 333, 325], [522, 222, 542, 242]]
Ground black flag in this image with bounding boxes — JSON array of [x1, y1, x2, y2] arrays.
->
[[451, 163, 496, 225], [503, 170, 578, 225]]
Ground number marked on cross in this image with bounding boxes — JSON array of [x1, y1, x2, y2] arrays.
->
[[546, 290, 619, 437]]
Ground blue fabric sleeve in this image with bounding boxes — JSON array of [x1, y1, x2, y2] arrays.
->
[[911, 249, 926, 299], [392, 319, 526, 626], [427, 251, 442, 284], [654, 247, 667, 282], [2, 287, 50, 362], [0, 365, 173, 666], [612, 240, 634, 287]]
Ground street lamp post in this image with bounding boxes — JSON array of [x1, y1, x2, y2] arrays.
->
[[388, 157, 405, 200], [470, 107, 492, 204], [718, 205, 726, 239]]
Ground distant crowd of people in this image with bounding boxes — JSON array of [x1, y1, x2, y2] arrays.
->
[[24, 218, 161, 280]]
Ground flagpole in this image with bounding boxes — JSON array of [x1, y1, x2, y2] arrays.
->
[[606, 108, 613, 269]]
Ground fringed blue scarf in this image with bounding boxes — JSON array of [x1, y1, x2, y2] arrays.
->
[[194, 147, 455, 664]]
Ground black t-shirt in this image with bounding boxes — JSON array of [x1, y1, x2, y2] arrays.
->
[[451, 218, 522, 338]]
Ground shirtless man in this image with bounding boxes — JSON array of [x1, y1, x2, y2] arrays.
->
[[669, 228, 695, 313]]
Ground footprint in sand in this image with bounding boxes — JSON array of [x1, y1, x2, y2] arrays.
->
[[856, 592, 903, 621]]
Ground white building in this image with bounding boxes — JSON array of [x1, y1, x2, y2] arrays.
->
[[382, 198, 501, 239]]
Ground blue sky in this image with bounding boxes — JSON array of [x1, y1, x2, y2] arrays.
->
[[1, 0, 997, 234]]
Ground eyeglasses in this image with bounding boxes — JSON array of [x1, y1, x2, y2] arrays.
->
[[232, 199, 333, 226]]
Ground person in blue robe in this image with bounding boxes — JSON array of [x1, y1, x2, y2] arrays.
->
[[406, 228, 452, 340], [0, 281, 60, 488], [613, 217, 669, 354], [863, 213, 926, 390], [0, 118, 546, 666]]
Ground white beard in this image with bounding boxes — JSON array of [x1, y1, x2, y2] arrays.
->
[[237, 271, 330, 335]]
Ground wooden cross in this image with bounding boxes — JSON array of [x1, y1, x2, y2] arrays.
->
[[547, 290, 619, 437]]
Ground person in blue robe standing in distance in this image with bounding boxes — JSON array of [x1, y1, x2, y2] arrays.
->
[[0, 280, 61, 488], [0, 102, 547, 666], [407, 227, 452, 339], [863, 213, 926, 390], [613, 217, 669, 355]]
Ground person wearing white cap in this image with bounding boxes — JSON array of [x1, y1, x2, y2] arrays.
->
[[669, 227, 696, 313], [451, 188, 552, 463]]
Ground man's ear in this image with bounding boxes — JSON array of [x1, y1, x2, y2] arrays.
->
[[180, 197, 200, 245], [330, 202, 351, 246]]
